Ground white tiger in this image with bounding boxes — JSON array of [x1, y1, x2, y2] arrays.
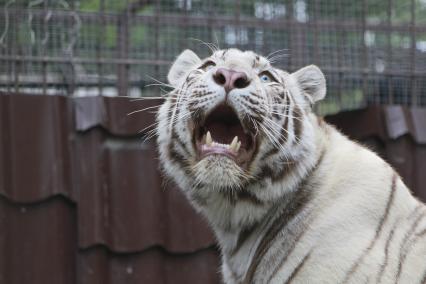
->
[[156, 48, 426, 284]]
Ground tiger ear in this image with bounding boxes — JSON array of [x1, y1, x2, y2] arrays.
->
[[292, 65, 326, 103], [168, 49, 201, 87]]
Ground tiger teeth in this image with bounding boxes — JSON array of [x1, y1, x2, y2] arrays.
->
[[206, 131, 213, 146], [204, 134, 241, 153], [230, 136, 238, 151]]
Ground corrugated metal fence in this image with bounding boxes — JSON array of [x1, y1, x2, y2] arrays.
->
[[1, 92, 425, 284]]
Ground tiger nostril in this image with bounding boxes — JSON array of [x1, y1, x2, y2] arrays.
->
[[234, 77, 249, 89], [213, 72, 227, 86]]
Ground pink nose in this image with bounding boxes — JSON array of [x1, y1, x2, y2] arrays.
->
[[213, 68, 250, 93]]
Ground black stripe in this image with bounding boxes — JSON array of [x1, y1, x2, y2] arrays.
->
[[231, 223, 258, 257], [376, 217, 400, 283], [170, 102, 192, 157], [284, 250, 313, 284], [261, 99, 290, 160], [261, 147, 324, 190], [247, 96, 260, 106], [242, 189, 310, 284], [270, 69, 282, 84], [242, 150, 325, 283], [221, 188, 264, 207], [267, 218, 312, 282], [168, 145, 191, 175], [258, 160, 296, 183], [417, 226, 426, 237], [395, 208, 426, 282], [222, 49, 228, 59], [343, 173, 397, 283], [250, 91, 263, 100]]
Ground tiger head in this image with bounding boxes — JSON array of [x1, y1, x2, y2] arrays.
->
[[157, 48, 326, 224]]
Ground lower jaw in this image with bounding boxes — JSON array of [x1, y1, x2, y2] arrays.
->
[[192, 155, 248, 188], [198, 152, 250, 170]]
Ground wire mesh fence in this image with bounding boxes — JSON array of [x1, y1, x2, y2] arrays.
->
[[0, 0, 425, 114]]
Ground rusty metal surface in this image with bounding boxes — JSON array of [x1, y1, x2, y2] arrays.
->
[[0, 93, 219, 284], [0, 197, 77, 284], [1, 93, 425, 284], [74, 96, 161, 135], [0, 94, 74, 202], [0, 196, 220, 284]]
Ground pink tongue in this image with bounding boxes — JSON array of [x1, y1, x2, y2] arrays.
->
[[208, 122, 246, 145]]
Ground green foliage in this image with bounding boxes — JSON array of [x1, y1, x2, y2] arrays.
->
[[79, 0, 127, 12]]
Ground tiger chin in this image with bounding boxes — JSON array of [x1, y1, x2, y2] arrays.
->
[[156, 48, 426, 284]]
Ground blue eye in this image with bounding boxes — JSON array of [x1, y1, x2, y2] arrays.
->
[[259, 71, 274, 83], [260, 74, 271, 82]]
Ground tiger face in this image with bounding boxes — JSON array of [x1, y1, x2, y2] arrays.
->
[[157, 48, 326, 213]]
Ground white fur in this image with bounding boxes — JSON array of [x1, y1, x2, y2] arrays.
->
[[168, 49, 201, 86], [157, 49, 426, 283]]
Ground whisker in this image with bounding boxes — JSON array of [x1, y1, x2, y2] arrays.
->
[[266, 48, 289, 60], [127, 104, 163, 116], [189, 38, 218, 54]]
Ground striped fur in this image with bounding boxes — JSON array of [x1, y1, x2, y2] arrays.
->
[[156, 48, 426, 283]]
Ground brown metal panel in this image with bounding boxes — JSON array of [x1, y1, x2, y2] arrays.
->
[[105, 141, 215, 252], [74, 96, 161, 136], [383, 106, 426, 143], [74, 96, 107, 132], [77, 247, 221, 284], [0, 95, 11, 207], [73, 128, 110, 248], [383, 105, 410, 140], [413, 146, 426, 202], [0, 94, 73, 203], [0, 197, 77, 284], [410, 108, 426, 143], [75, 131, 215, 252], [383, 136, 426, 203], [385, 138, 415, 189], [104, 97, 161, 136], [325, 106, 387, 142], [73, 96, 216, 252]]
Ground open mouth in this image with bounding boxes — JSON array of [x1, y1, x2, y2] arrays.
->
[[194, 104, 256, 168]]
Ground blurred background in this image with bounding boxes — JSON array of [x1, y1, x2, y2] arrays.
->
[[0, 0, 425, 283], [1, 0, 426, 111]]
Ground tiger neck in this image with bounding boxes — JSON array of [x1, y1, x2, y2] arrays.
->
[[214, 147, 324, 283], [208, 117, 328, 258]]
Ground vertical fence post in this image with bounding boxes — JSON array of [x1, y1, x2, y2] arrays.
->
[[336, 0, 343, 107], [361, 0, 368, 102], [235, 0, 241, 50], [409, 0, 417, 106], [288, 0, 295, 71], [117, 0, 130, 97], [154, 0, 160, 86], [386, 0, 393, 105], [12, 6, 18, 94], [97, 0, 106, 96], [42, 0, 48, 95]]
